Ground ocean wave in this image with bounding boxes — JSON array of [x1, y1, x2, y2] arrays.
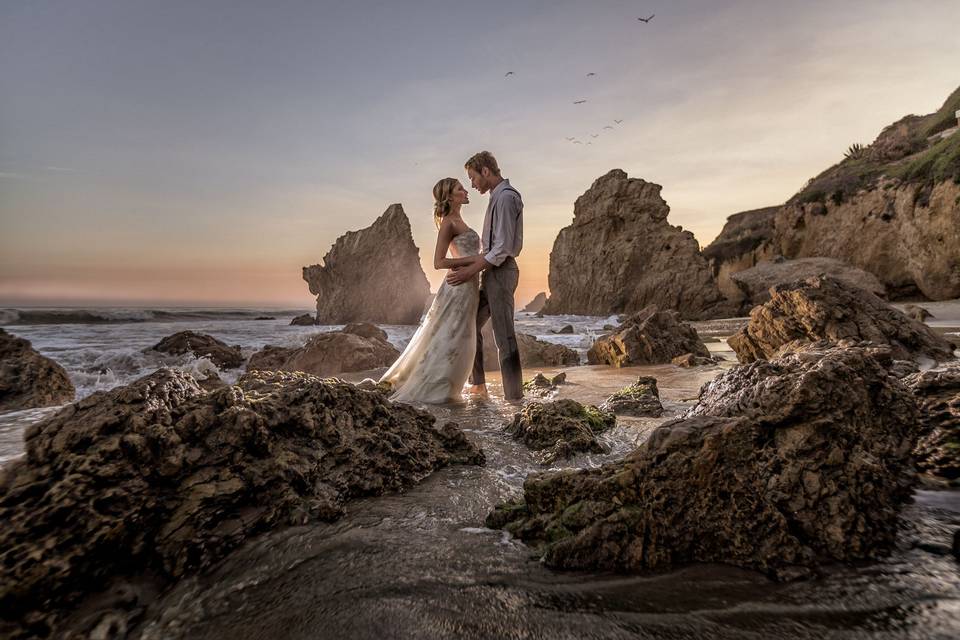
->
[[0, 307, 311, 326]]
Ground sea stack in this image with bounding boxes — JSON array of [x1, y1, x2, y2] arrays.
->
[[303, 204, 431, 325]]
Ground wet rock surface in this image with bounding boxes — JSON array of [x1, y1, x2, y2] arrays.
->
[[481, 326, 580, 371], [598, 376, 664, 417], [148, 331, 245, 369], [487, 345, 921, 579], [587, 306, 710, 367], [303, 204, 431, 324], [522, 372, 568, 398], [542, 170, 731, 319], [727, 276, 957, 364], [671, 353, 716, 368], [289, 313, 317, 326], [904, 363, 960, 486], [505, 399, 615, 464], [904, 304, 933, 323], [248, 329, 399, 377], [0, 329, 75, 412], [0, 368, 483, 638]]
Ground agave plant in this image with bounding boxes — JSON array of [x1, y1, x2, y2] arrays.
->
[[844, 142, 865, 160]]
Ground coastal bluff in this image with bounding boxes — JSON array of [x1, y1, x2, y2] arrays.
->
[[541, 170, 730, 320], [303, 204, 431, 325]]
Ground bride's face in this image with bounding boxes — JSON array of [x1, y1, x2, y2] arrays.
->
[[451, 181, 470, 207]]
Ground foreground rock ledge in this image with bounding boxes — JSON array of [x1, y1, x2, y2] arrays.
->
[[0, 369, 483, 638], [728, 276, 956, 364], [0, 328, 75, 411], [487, 345, 919, 580]]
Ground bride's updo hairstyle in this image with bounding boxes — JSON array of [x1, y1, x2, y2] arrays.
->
[[432, 177, 458, 228]]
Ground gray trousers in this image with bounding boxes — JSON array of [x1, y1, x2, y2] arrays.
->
[[469, 257, 523, 399]]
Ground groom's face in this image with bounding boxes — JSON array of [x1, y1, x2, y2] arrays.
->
[[467, 168, 489, 194]]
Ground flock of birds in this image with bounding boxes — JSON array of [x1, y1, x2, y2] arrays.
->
[[502, 14, 655, 146]]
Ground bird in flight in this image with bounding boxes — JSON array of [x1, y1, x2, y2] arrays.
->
[[573, 100, 587, 104], [586, 72, 596, 77], [565, 137, 576, 141], [638, 14, 655, 23], [504, 71, 515, 77], [614, 119, 624, 124], [586, 141, 593, 145], [590, 134, 599, 138], [603, 125, 614, 130], [573, 140, 583, 144]]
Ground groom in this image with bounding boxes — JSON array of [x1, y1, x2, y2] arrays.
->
[[446, 151, 524, 400]]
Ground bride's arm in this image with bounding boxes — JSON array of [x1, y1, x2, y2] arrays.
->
[[433, 221, 484, 270]]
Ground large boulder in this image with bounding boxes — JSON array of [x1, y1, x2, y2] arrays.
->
[[0, 329, 75, 411], [487, 345, 921, 580], [0, 368, 483, 638], [522, 292, 548, 313], [904, 363, 960, 485], [303, 204, 431, 324], [703, 85, 960, 302], [289, 313, 317, 326], [727, 276, 956, 364], [587, 306, 710, 367], [480, 325, 580, 372], [729, 257, 886, 310], [148, 331, 244, 369], [598, 376, 663, 417], [542, 170, 731, 319], [505, 399, 615, 464], [248, 330, 399, 377]]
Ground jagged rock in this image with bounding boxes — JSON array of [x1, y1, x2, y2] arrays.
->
[[553, 324, 575, 335], [0, 368, 483, 638], [671, 353, 715, 368], [0, 329, 75, 411], [302, 204, 431, 324], [904, 304, 933, 323], [704, 86, 960, 302], [729, 257, 886, 311], [523, 373, 559, 398], [522, 292, 548, 313], [248, 330, 399, 377], [505, 399, 615, 464], [148, 331, 244, 369], [551, 372, 567, 385], [342, 322, 389, 342], [904, 363, 960, 485], [727, 276, 956, 364], [487, 345, 920, 580], [598, 376, 663, 417], [481, 326, 580, 371], [290, 313, 317, 326], [587, 306, 710, 367], [542, 170, 732, 319]]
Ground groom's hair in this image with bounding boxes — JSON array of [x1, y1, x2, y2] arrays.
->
[[465, 151, 501, 177]]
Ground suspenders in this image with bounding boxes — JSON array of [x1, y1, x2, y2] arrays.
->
[[487, 185, 521, 251]]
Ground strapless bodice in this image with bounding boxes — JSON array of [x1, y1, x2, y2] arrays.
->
[[450, 228, 480, 258]]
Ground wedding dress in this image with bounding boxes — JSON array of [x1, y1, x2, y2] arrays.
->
[[380, 228, 481, 404]]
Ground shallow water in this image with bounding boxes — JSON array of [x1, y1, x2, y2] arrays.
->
[[135, 367, 960, 640]]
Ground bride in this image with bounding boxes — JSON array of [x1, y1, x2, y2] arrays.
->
[[379, 177, 486, 404]]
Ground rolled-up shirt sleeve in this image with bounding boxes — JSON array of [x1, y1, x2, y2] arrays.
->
[[484, 191, 522, 266]]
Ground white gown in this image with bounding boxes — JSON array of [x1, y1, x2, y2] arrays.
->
[[380, 228, 481, 404]]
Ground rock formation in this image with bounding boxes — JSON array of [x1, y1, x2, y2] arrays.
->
[[904, 363, 960, 486], [505, 399, 615, 464], [290, 313, 317, 326], [522, 372, 568, 398], [342, 322, 389, 341], [522, 292, 548, 313], [0, 368, 483, 637], [248, 329, 399, 377], [598, 376, 663, 417], [480, 326, 580, 372], [303, 204, 431, 324], [728, 257, 887, 311], [671, 353, 715, 368], [148, 331, 244, 369], [904, 304, 933, 323], [705, 85, 960, 301], [542, 170, 730, 319], [587, 306, 710, 367], [0, 329, 75, 411], [727, 276, 956, 364], [487, 344, 920, 580]]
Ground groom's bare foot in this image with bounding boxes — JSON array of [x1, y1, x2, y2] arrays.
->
[[468, 384, 488, 396]]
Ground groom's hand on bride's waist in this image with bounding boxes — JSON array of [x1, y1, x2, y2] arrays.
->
[[446, 258, 490, 286]]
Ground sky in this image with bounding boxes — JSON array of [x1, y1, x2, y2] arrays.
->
[[1, 0, 958, 309]]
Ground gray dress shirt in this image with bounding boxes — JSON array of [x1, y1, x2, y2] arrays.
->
[[481, 178, 524, 266]]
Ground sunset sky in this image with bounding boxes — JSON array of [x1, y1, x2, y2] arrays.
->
[[1, 0, 958, 309]]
